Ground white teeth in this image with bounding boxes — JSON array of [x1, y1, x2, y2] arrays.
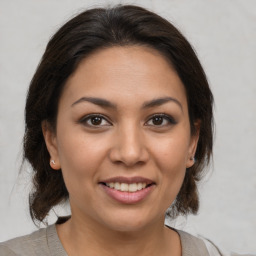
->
[[137, 183, 143, 190], [105, 182, 147, 192], [128, 183, 137, 192], [115, 182, 120, 190], [120, 183, 128, 191]]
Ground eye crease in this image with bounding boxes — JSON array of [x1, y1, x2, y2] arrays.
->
[[79, 113, 177, 128], [146, 114, 177, 126], [80, 114, 111, 127]]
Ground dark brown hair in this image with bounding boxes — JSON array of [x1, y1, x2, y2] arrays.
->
[[24, 4, 214, 223]]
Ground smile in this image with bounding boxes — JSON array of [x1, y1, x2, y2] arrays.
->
[[99, 176, 156, 204], [104, 182, 147, 192]]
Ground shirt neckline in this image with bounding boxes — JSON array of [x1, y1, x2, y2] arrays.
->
[[46, 216, 207, 256]]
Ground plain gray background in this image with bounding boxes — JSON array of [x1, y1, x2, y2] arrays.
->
[[0, 0, 255, 254]]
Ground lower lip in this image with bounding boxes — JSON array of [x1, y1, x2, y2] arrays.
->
[[100, 184, 155, 204]]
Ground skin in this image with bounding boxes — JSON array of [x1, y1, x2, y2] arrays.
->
[[43, 46, 199, 256]]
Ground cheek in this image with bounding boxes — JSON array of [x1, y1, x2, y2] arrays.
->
[[152, 132, 190, 172], [150, 132, 190, 203], [56, 128, 108, 190]]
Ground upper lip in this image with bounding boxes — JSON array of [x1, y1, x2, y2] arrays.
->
[[100, 176, 155, 185]]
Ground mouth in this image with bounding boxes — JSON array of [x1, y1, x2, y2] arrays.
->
[[99, 176, 155, 192], [100, 182, 154, 192], [99, 176, 156, 203]]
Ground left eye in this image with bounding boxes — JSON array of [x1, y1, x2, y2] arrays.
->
[[80, 115, 111, 127], [146, 114, 176, 126]]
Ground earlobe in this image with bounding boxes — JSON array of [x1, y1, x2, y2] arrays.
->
[[186, 121, 200, 168], [42, 121, 61, 170]]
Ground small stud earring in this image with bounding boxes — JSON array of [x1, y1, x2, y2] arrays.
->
[[190, 156, 195, 162], [50, 159, 56, 165]]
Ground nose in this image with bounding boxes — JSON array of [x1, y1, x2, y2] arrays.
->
[[109, 124, 149, 167]]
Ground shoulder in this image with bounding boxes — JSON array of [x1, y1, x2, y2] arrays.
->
[[175, 229, 252, 256], [0, 226, 49, 256], [0, 224, 67, 256], [175, 229, 223, 256]]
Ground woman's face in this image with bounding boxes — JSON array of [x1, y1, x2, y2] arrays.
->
[[44, 46, 198, 232]]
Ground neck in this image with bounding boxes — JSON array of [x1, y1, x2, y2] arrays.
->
[[57, 214, 181, 256]]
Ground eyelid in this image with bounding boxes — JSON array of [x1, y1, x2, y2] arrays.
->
[[78, 113, 176, 127], [79, 113, 112, 127], [145, 113, 177, 126]]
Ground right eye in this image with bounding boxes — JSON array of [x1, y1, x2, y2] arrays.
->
[[80, 114, 111, 127]]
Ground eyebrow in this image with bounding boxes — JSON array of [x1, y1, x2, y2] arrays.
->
[[142, 97, 183, 111], [71, 97, 117, 108], [71, 96, 183, 111]]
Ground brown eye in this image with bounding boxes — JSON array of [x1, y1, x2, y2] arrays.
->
[[152, 116, 164, 125], [146, 114, 177, 127], [91, 116, 103, 125], [80, 114, 111, 127]]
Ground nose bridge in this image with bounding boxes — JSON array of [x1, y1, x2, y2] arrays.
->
[[121, 122, 141, 154], [110, 120, 148, 166]]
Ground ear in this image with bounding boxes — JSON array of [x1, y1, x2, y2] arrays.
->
[[186, 120, 200, 168], [42, 120, 61, 170]]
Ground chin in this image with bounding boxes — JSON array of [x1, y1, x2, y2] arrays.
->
[[98, 209, 159, 233]]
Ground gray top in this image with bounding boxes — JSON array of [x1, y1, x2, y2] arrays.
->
[[0, 224, 210, 256]]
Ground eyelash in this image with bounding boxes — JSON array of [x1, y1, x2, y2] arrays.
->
[[79, 114, 111, 127], [79, 113, 177, 128], [145, 114, 177, 126]]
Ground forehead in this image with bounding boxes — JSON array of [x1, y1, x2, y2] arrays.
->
[[61, 46, 187, 109]]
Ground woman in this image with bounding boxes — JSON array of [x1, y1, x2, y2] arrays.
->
[[0, 4, 220, 256]]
